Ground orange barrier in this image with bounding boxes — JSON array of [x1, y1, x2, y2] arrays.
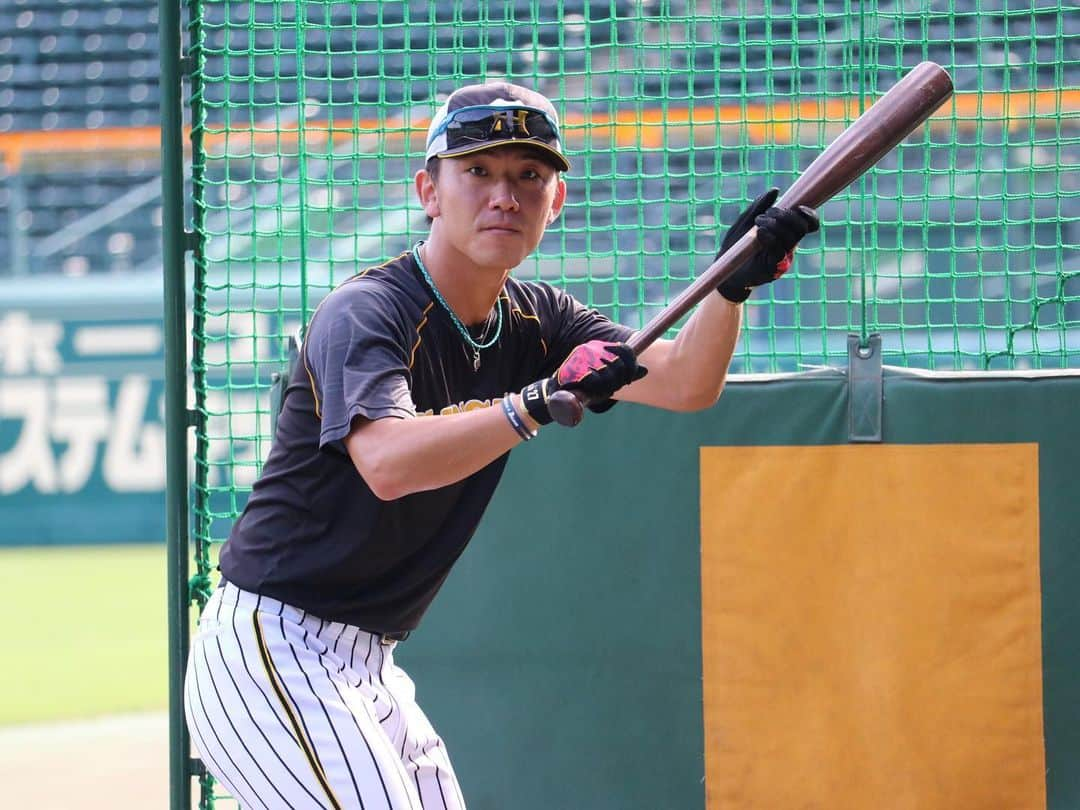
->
[[0, 90, 1074, 170]]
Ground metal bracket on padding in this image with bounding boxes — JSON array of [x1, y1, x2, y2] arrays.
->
[[848, 333, 883, 443]]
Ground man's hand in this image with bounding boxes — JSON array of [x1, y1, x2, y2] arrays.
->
[[716, 187, 820, 304], [519, 340, 647, 426]]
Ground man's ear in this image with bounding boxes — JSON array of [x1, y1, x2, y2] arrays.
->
[[415, 169, 440, 219], [548, 177, 567, 224]]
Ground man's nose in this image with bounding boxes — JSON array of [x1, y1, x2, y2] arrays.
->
[[489, 180, 520, 211]]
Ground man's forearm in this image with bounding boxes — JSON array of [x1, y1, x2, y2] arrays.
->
[[667, 291, 743, 405], [344, 394, 534, 500], [620, 292, 742, 412]]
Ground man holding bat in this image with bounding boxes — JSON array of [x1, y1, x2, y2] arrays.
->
[[184, 81, 818, 809]]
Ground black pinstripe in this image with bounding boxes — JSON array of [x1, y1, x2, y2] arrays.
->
[[185, 652, 245, 807], [215, 596, 325, 806], [313, 640, 406, 809], [192, 584, 462, 809], [252, 605, 344, 810], [410, 753, 424, 809], [229, 599, 312, 751], [408, 748, 428, 810], [310, 617, 406, 808], [363, 634, 376, 683], [202, 636, 290, 808], [373, 658, 415, 798], [366, 636, 390, 722], [349, 631, 390, 724], [377, 662, 409, 762], [189, 643, 267, 809], [200, 593, 296, 808], [426, 741, 451, 810], [333, 624, 421, 808], [408, 736, 450, 810], [331, 620, 346, 659], [285, 615, 367, 808], [435, 740, 466, 809]]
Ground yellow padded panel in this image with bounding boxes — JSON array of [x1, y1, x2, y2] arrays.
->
[[701, 444, 1044, 810]]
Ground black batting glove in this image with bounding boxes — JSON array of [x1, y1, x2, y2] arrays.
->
[[520, 340, 647, 425], [716, 187, 820, 303]]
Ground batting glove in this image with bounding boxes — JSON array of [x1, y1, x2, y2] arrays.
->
[[519, 340, 647, 425], [716, 187, 820, 304]]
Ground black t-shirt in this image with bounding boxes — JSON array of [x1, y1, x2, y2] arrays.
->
[[219, 250, 632, 632]]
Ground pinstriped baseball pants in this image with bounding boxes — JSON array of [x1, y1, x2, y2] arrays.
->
[[183, 581, 466, 810]]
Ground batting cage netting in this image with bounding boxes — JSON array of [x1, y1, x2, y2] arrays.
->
[[170, 1, 1078, 806]]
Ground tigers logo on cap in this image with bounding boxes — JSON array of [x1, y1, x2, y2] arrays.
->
[[425, 82, 571, 171]]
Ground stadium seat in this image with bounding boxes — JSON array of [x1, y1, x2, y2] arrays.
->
[[0, 0, 1073, 281], [11, 159, 160, 274]]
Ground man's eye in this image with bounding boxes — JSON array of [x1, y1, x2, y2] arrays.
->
[[467, 166, 487, 176]]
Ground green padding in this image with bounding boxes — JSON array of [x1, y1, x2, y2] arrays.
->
[[396, 371, 1078, 809], [885, 372, 1080, 810], [397, 373, 1080, 807], [397, 373, 848, 810]]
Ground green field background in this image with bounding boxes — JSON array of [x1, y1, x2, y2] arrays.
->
[[0, 545, 169, 726]]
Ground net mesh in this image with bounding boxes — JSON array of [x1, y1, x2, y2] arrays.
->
[[184, 1, 1078, 800]]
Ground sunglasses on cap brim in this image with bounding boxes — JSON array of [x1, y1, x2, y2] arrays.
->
[[432, 104, 562, 151]]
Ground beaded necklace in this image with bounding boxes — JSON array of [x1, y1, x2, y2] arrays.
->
[[413, 240, 503, 371]]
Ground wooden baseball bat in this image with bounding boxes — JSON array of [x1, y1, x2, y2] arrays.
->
[[547, 60, 954, 427]]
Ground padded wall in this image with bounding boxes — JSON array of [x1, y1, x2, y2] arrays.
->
[[398, 372, 1079, 810]]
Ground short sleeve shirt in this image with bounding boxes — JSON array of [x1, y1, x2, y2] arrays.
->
[[218, 251, 632, 631]]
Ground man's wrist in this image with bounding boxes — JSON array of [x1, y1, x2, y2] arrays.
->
[[502, 395, 537, 441], [511, 392, 541, 432], [519, 378, 554, 426], [717, 285, 750, 305]]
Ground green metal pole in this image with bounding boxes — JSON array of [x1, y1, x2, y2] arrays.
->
[[159, 1, 192, 808]]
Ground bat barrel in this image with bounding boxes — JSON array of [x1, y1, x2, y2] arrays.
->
[[777, 61, 953, 210], [552, 62, 955, 428], [626, 230, 760, 353]]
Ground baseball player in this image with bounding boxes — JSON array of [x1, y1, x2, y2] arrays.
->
[[183, 81, 818, 809]]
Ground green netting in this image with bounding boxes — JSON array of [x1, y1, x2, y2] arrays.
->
[[183, 2, 1077, 801]]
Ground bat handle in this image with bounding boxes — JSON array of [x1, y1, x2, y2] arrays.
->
[[547, 388, 586, 427]]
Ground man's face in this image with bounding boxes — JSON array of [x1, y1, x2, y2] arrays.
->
[[417, 146, 567, 271]]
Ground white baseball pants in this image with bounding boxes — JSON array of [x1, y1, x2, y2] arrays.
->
[[183, 581, 466, 810]]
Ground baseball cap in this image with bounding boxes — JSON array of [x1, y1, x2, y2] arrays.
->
[[424, 82, 571, 172]]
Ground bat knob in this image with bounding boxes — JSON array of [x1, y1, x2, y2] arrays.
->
[[547, 389, 585, 427]]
